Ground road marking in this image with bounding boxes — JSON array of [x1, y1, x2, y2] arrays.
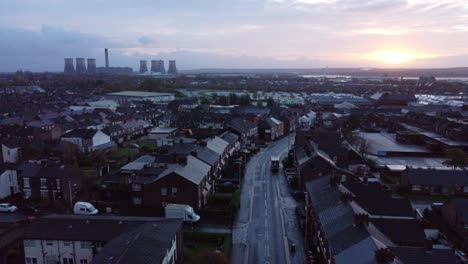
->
[[264, 199, 267, 207], [265, 246, 270, 257], [279, 208, 292, 264]]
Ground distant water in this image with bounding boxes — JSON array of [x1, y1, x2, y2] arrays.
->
[[301, 74, 468, 82], [301, 74, 352, 78]]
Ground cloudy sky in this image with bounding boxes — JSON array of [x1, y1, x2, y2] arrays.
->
[[1, 0, 468, 71]]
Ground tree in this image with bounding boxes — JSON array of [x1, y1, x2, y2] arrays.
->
[[443, 148, 468, 170]]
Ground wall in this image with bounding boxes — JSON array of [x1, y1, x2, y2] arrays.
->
[[1, 145, 19, 163], [92, 131, 111, 148], [24, 239, 98, 264], [0, 170, 19, 198], [140, 173, 201, 210]]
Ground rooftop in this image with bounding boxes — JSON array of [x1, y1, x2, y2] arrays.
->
[[107, 91, 174, 97]]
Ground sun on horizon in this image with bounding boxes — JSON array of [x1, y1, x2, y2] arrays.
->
[[369, 50, 436, 66]]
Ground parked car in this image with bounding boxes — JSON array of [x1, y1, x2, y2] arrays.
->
[[0, 203, 18, 213], [73, 202, 99, 215]]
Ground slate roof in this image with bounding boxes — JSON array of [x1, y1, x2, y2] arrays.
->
[[228, 118, 257, 134], [370, 218, 426, 245], [159, 155, 210, 185], [90, 219, 182, 264], [404, 168, 468, 186], [193, 146, 219, 166], [219, 131, 239, 145], [206, 136, 229, 155], [305, 177, 378, 264], [120, 155, 156, 171], [390, 247, 457, 264], [62, 128, 98, 139], [342, 181, 415, 217], [18, 163, 82, 180], [24, 215, 164, 241]]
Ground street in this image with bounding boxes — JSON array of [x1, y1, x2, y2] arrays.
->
[[232, 137, 306, 264]]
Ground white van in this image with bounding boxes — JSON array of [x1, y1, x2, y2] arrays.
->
[[73, 202, 98, 215]]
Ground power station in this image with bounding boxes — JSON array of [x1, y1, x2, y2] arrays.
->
[[63, 48, 178, 75]]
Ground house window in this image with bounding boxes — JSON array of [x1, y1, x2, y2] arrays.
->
[[132, 184, 142, 192], [63, 241, 72, 247], [24, 178, 30, 188], [464, 186, 468, 193], [412, 185, 421, 191], [40, 178, 47, 189], [63, 258, 74, 264], [132, 197, 142, 205], [56, 179, 61, 190], [24, 240, 36, 247], [172, 187, 178, 197], [161, 187, 167, 196], [80, 241, 92, 249], [40, 190, 49, 199], [24, 189, 32, 199], [26, 258, 37, 264], [80, 260, 88, 264], [46, 241, 54, 246]]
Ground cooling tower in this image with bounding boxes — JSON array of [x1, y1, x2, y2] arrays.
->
[[105, 48, 109, 68], [87, 58, 96, 73], [76, 58, 86, 73], [139, 60, 148, 73], [158, 60, 166, 74], [168, 60, 178, 75], [150, 60, 158, 72], [64, 58, 75, 73]]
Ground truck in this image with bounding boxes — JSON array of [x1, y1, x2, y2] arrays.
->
[[165, 203, 200, 223], [271, 156, 280, 172]]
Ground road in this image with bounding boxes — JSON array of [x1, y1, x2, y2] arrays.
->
[[232, 137, 306, 264]]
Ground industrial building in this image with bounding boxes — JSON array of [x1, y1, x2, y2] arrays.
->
[[106, 91, 175, 103]]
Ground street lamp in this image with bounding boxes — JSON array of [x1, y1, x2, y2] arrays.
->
[[68, 178, 77, 210], [304, 191, 308, 252]]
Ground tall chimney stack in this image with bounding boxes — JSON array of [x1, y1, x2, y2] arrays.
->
[[64, 58, 75, 73], [168, 60, 178, 75], [105, 48, 109, 68], [75, 58, 86, 73], [87, 58, 96, 73], [139, 60, 148, 73]]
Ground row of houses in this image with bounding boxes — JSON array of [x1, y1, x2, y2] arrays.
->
[[104, 132, 240, 211], [305, 176, 458, 264]]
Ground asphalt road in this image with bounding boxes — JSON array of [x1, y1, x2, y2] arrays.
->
[[232, 137, 306, 264]]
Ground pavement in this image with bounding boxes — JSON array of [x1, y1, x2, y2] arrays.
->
[[231, 137, 306, 264]]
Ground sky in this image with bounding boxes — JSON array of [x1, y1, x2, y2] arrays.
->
[[1, 0, 468, 71]]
